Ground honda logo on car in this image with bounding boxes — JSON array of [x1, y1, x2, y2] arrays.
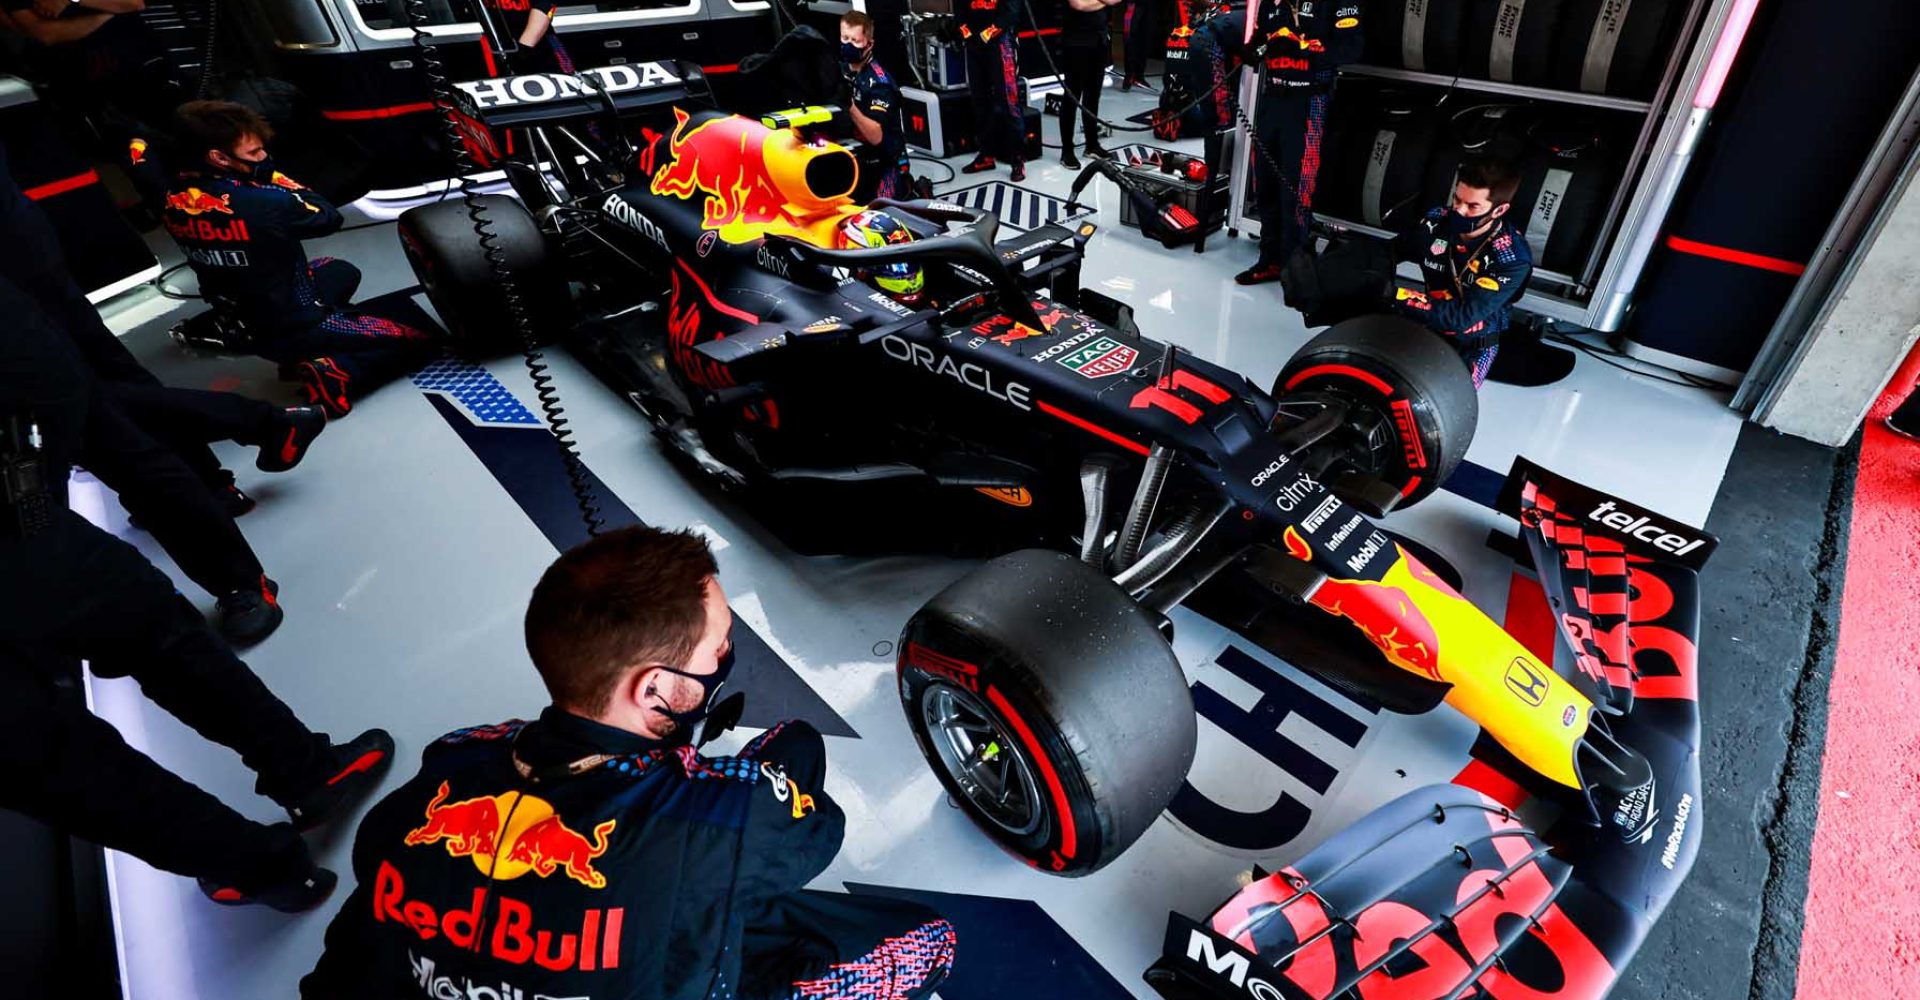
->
[[600, 194, 667, 250], [881, 335, 1032, 410], [1185, 930, 1286, 1000], [454, 63, 680, 110], [1588, 500, 1708, 556], [1030, 328, 1099, 362]]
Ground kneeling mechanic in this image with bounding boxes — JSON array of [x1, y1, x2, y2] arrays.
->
[[304, 526, 956, 1000], [1390, 155, 1534, 389]]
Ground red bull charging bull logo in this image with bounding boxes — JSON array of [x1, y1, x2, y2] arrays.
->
[[1284, 527, 1445, 681], [404, 781, 616, 890], [165, 187, 233, 216], [649, 108, 791, 245]]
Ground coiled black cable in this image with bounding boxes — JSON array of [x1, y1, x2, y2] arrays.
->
[[402, 0, 605, 537]]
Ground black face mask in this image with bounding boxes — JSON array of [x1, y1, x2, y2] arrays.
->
[[841, 41, 870, 65], [652, 646, 736, 745], [1445, 207, 1497, 239], [231, 154, 278, 183]]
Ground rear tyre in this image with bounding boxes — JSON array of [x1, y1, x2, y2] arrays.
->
[[897, 549, 1196, 876], [397, 194, 567, 352], [1273, 315, 1478, 506]]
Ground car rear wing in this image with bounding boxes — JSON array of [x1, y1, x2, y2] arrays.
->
[[449, 61, 702, 133]]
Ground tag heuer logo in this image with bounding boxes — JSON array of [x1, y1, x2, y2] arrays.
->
[[1057, 337, 1139, 378]]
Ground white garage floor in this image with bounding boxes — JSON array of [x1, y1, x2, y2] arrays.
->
[[83, 81, 1745, 999]]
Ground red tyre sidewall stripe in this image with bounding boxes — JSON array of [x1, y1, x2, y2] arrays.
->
[[985, 685, 1077, 860], [1282, 363, 1394, 396]]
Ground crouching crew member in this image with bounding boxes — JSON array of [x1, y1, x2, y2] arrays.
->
[[1390, 155, 1534, 389], [959, 0, 1028, 182], [1235, 0, 1361, 286], [842, 11, 912, 201], [303, 527, 956, 1000], [164, 101, 440, 418]]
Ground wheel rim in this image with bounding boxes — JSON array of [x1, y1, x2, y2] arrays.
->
[[919, 683, 1045, 838], [1279, 386, 1401, 482]]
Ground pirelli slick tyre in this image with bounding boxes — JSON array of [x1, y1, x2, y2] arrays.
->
[[1273, 315, 1478, 507], [1462, 0, 1568, 86], [897, 549, 1196, 876], [397, 194, 566, 352]]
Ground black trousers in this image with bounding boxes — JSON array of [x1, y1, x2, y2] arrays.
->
[[251, 258, 441, 391], [965, 35, 1025, 164], [1123, 0, 1158, 80], [0, 509, 330, 892], [1253, 87, 1331, 267], [0, 272, 265, 599], [1059, 43, 1109, 150], [0, 180, 282, 491]]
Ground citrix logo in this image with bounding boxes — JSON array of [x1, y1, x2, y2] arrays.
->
[[1587, 500, 1707, 557]]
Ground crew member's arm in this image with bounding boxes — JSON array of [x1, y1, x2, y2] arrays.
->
[[849, 75, 896, 146], [733, 722, 847, 900], [1, 7, 113, 44], [519, 0, 556, 47], [1393, 249, 1530, 350], [271, 185, 345, 240]]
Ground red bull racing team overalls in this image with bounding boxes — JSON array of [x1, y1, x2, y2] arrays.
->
[[1242, 0, 1361, 271], [303, 709, 954, 1000]]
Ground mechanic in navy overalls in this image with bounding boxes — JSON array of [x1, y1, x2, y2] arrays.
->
[[1390, 155, 1535, 389], [163, 101, 440, 418], [841, 10, 912, 201], [958, 0, 1028, 183], [1234, 0, 1360, 287]]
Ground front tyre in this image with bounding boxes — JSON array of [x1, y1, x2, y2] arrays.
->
[[1274, 315, 1479, 507], [898, 550, 1196, 876]]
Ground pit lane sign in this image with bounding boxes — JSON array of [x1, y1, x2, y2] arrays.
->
[[453, 63, 682, 111]]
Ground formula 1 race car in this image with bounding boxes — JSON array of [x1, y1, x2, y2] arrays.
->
[[399, 60, 1715, 999]]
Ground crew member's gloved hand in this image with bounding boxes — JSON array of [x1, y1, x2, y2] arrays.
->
[[506, 44, 541, 75], [980, 24, 1002, 42]]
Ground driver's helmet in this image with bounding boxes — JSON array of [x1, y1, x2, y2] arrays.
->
[[839, 209, 925, 304]]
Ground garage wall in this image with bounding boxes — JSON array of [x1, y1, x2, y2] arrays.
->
[[1756, 150, 1920, 447]]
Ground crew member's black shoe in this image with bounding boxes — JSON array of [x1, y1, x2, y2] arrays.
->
[[1085, 141, 1109, 160], [1235, 262, 1286, 286], [217, 575, 283, 647], [285, 728, 397, 832], [1010, 162, 1027, 183], [221, 482, 257, 518], [296, 357, 353, 419], [961, 156, 997, 174], [1061, 148, 1081, 170], [256, 406, 328, 473], [198, 865, 338, 913], [1120, 75, 1138, 92]]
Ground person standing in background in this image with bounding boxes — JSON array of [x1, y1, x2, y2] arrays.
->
[[958, 0, 1028, 182], [1120, 0, 1161, 90], [1234, 0, 1362, 287], [1058, 0, 1121, 168]]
